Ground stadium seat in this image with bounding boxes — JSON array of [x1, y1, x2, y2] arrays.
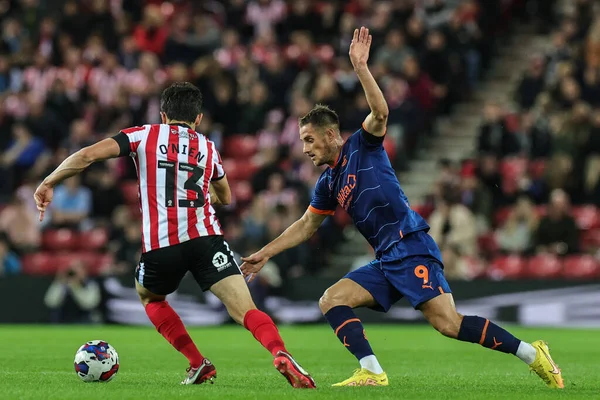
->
[[120, 181, 139, 205], [383, 137, 397, 162], [223, 135, 258, 160], [535, 205, 547, 218], [581, 229, 600, 251], [42, 229, 78, 251], [412, 204, 434, 220], [562, 255, 600, 279], [528, 159, 546, 179], [525, 254, 562, 279], [78, 228, 109, 250], [494, 207, 512, 227], [76, 252, 114, 275], [504, 113, 521, 132], [477, 232, 499, 256], [21, 253, 55, 275], [572, 205, 600, 230], [230, 181, 253, 204], [53, 253, 79, 273], [500, 157, 528, 180], [487, 255, 525, 280], [462, 256, 486, 279]]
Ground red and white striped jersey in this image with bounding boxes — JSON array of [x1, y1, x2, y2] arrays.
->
[[113, 124, 225, 253]]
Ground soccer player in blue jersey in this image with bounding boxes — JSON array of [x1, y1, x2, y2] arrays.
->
[[240, 27, 563, 389]]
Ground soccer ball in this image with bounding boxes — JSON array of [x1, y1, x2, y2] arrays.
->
[[74, 340, 120, 382]]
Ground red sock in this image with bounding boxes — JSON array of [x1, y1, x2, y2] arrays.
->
[[243, 309, 287, 356], [145, 301, 204, 368]]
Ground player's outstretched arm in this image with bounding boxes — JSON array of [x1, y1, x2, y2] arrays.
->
[[350, 26, 388, 137], [240, 208, 327, 281], [34, 138, 121, 222]]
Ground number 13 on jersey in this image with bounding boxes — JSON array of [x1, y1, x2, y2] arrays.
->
[[158, 161, 205, 208]]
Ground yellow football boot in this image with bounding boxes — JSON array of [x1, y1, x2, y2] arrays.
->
[[529, 340, 564, 388], [332, 368, 389, 387]]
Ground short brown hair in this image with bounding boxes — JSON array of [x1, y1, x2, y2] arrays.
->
[[298, 104, 339, 128]]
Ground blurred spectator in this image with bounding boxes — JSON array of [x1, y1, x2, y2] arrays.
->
[[0, 0, 517, 283], [0, 233, 21, 277], [497, 195, 539, 255], [88, 167, 125, 225], [0, 122, 46, 195], [0, 191, 41, 254], [375, 29, 414, 74], [50, 175, 92, 230], [534, 189, 579, 255], [428, 191, 477, 278], [477, 102, 520, 157], [133, 5, 168, 56], [515, 55, 546, 110], [43, 261, 102, 324]]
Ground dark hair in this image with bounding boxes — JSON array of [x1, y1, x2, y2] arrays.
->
[[298, 104, 339, 128], [160, 82, 203, 123]]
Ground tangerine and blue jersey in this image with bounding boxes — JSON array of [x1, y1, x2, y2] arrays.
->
[[309, 126, 442, 262]]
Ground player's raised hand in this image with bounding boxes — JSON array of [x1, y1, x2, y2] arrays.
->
[[240, 250, 270, 283], [349, 26, 372, 70], [34, 182, 53, 222]]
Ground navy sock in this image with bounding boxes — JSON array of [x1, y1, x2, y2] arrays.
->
[[324, 306, 374, 360], [458, 315, 521, 354]]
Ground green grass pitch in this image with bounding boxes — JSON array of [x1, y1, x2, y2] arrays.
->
[[0, 325, 597, 399]]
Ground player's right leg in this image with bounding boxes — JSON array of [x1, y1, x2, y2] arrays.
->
[[191, 235, 315, 389], [419, 292, 564, 389], [135, 249, 216, 385], [209, 275, 316, 389], [320, 262, 400, 386]]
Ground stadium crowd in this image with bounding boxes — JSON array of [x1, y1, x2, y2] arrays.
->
[[423, 0, 600, 280], [0, 0, 533, 290]]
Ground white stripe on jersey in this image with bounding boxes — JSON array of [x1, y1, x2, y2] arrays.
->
[[156, 125, 171, 249], [136, 127, 153, 253], [195, 134, 210, 237], [176, 132, 191, 243]]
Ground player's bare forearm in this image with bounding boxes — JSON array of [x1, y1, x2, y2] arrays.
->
[[350, 26, 388, 136], [263, 220, 312, 258], [262, 210, 327, 258], [356, 66, 388, 135], [356, 63, 388, 114], [209, 184, 221, 206], [43, 139, 121, 188], [42, 151, 93, 188]]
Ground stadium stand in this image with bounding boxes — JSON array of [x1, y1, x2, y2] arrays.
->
[[3, 0, 596, 284]]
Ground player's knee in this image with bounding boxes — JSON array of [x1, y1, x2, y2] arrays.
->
[[319, 288, 350, 314], [430, 314, 462, 338], [136, 285, 164, 307], [226, 303, 256, 325], [138, 293, 164, 308]]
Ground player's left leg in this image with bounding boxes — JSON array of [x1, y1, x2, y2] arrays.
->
[[320, 262, 401, 386], [135, 248, 216, 386], [416, 279, 564, 388], [209, 275, 315, 389], [135, 282, 215, 385]]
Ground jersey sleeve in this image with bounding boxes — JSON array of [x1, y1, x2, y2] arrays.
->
[[309, 173, 337, 216], [211, 147, 225, 181], [111, 125, 147, 157], [358, 123, 385, 150]]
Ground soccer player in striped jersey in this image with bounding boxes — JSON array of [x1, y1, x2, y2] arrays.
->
[[241, 27, 563, 389], [34, 82, 315, 389]]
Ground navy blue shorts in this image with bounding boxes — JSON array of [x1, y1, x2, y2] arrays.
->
[[344, 254, 452, 311]]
